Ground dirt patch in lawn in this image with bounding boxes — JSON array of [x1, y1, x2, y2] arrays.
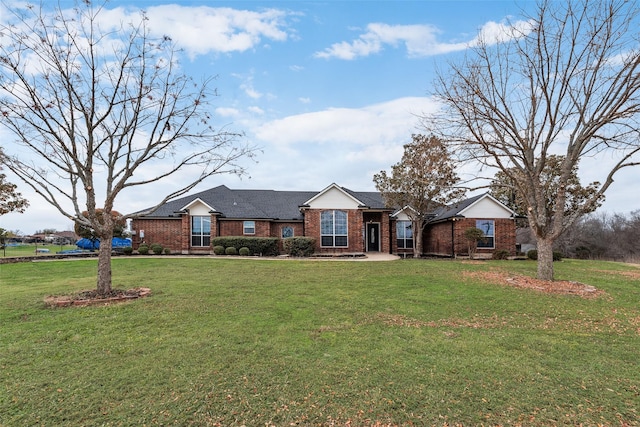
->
[[45, 287, 151, 307], [464, 271, 604, 298]]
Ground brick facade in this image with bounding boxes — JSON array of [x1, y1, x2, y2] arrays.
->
[[424, 218, 516, 257], [303, 209, 365, 254], [132, 213, 516, 257], [130, 191, 516, 257], [132, 218, 183, 251], [218, 219, 272, 237]]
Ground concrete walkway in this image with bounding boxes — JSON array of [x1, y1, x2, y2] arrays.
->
[[356, 252, 400, 261], [307, 253, 401, 261], [24, 251, 401, 262]]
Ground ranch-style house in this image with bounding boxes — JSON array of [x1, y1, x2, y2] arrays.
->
[[130, 183, 517, 257]]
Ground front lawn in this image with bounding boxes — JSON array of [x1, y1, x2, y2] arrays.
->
[[1, 258, 638, 426]]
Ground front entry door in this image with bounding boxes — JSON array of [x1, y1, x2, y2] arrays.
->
[[366, 223, 380, 252]]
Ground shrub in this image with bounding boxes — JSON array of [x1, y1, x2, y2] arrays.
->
[[137, 244, 149, 255], [213, 245, 225, 255], [574, 246, 591, 260], [283, 237, 316, 257], [526, 249, 562, 261], [238, 247, 250, 256], [225, 246, 237, 255], [492, 249, 510, 260], [151, 244, 164, 255], [212, 237, 279, 256], [122, 246, 133, 255], [463, 227, 485, 259], [163, 248, 171, 255]]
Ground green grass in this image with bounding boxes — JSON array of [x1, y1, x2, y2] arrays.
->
[[1, 243, 78, 258], [1, 258, 639, 426]]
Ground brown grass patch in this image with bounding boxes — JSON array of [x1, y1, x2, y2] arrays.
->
[[374, 313, 506, 329]]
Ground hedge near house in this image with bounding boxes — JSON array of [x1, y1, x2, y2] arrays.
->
[[283, 237, 316, 257], [212, 237, 279, 256]]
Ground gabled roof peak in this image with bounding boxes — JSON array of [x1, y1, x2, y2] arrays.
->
[[303, 183, 365, 207]]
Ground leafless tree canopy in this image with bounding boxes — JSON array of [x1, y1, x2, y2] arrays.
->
[[0, 2, 256, 293], [555, 211, 640, 263], [426, 0, 640, 280]]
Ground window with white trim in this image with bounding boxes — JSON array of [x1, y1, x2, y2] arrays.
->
[[396, 220, 413, 249], [191, 216, 211, 247], [476, 220, 495, 248], [320, 210, 348, 247], [243, 220, 255, 235]]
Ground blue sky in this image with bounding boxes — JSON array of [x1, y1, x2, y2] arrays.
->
[[1, 0, 639, 234]]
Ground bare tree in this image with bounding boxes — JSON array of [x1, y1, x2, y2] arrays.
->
[[0, 2, 255, 294], [426, 0, 640, 280], [489, 155, 602, 221], [373, 134, 465, 257]]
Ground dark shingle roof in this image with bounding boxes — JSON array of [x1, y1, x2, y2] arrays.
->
[[429, 193, 487, 222], [341, 188, 387, 209], [138, 185, 497, 222], [138, 185, 317, 220]]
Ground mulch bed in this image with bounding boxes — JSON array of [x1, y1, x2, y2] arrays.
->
[[463, 271, 604, 298], [45, 287, 151, 307]]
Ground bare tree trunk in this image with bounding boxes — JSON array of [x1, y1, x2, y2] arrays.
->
[[536, 238, 554, 281], [413, 219, 423, 258], [96, 233, 113, 295]]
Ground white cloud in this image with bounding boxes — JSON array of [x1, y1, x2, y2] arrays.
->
[[314, 23, 455, 60], [223, 96, 442, 192], [232, 73, 264, 99], [314, 19, 533, 60], [242, 84, 263, 99], [216, 107, 241, 117], [255, 97, 439, 146], [1, 3, 293, 66], [298, 97, 311, 104], [248, 106, 265, 115], [469, 18, 534, 47], [120, 5, 291, 58]]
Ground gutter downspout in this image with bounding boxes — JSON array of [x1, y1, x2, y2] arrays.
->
[[451, 219, 455, 258]]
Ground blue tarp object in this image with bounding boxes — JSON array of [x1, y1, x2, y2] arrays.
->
[[76, 237, 132, 250]]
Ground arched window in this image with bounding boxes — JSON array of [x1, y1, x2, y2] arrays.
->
[[281, 226, 294, 238]]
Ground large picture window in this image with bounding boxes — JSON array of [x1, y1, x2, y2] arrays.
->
[[321, 210, 348, 247], [191, 216, 211, 247], [396, 220, 413, 249], [476, 220, 495, 248]]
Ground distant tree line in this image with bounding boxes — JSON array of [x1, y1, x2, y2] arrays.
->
[[517, 210, 640, 263], [554, 211, 640, 263]]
